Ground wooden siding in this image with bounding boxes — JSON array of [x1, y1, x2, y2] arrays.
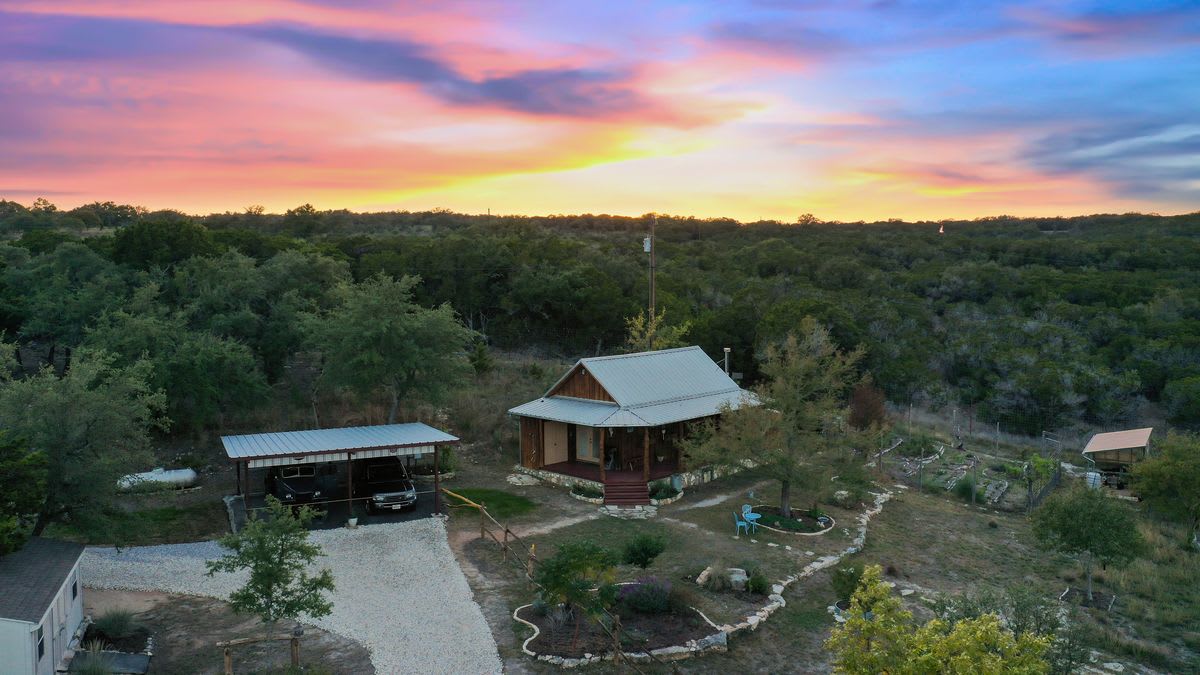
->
[[520, 417, 543, 468], [549, 365, 615, 402]]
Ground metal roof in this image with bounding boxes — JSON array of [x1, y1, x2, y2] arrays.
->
[[1082, 427, 1153, 454], [0, 537, 85, 623], [222, 423, 459, 461], [513, 346, 758, 427]]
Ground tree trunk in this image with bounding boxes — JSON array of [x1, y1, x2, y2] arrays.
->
[[31, 509, 51, 536], [780, 480, 792, 520], [387, 388, 400, 425], [1084, 555, 1094, 603]]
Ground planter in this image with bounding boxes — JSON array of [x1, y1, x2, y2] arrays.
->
[[749, 505, 836, 536], [347, 517, 359, 528]]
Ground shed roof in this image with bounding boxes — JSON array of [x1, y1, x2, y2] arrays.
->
[[1082, 427, 1153, 455], [512, 346, 757, 427], [222, 423, 459, 461], [0, 538, 84, 624]]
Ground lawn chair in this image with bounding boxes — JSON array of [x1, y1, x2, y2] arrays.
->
[[741, 504, 753, 515], [734, 511, 750, 536]]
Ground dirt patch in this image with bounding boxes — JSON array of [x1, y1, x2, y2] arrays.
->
[[85, 590, 373, 675]]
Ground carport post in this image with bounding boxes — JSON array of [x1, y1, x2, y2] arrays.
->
[[347, 452, 354, 516], [434, 446, 442, 515]]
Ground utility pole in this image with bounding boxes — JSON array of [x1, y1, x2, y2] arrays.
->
[[645, 214, 657, 349]]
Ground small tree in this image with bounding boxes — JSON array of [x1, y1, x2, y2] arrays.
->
[[206, 497, 335, 627], [826, 565, 1050, 674], [622, 308, 690, 353], [1133, 431, 1200, 549], [685, 319, 862, 518], [534, 541, 618, 648], [1032, 486, 1143, 602]]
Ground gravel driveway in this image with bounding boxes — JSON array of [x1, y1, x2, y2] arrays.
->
[[83, 518, 502, 674]]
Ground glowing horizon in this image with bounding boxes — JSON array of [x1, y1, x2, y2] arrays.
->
[[1, 1, 1198, 222]]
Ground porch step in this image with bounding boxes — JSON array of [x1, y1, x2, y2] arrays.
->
[[603, 482, 650, 506]]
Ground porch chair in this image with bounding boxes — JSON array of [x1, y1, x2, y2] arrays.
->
[[741, 504, 752, 515], [734, 511, 750, 536]]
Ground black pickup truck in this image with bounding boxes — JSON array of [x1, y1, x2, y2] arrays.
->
[[356, 459, 418, 512]]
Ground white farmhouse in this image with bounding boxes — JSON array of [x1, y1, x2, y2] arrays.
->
[[0, 538, 85, 675]]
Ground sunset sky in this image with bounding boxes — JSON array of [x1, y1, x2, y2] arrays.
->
[[1, 1, 1198, 221]]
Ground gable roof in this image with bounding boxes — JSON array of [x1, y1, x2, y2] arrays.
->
[[1082, 427, 1153, 455], [511, 346, 757, 427], [0, 537, 85, 623]]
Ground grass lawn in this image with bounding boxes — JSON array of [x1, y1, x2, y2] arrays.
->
[[46, 500, 229, 546], [445, 487, 537, 520]]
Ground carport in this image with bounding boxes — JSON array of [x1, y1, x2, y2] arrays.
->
[[222, 423, 459, 519]]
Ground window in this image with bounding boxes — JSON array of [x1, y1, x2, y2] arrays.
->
[[36, 625, 44, 659], [281, 466, 315, 479], [71, 574, 78, 599]]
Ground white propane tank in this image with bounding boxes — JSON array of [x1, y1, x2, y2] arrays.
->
[[118, 467, 199, 490], [1085, 471, 1102, 489]]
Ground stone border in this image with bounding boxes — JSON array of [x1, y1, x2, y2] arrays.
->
[[649, 490, 684, 506], [412, 471, 456, 482], [748, 505, 836, 536], [514, 487, 896, 668]]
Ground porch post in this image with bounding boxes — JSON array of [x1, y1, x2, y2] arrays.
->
[[236, 460, 242, 496], [643, 427, 650, 481], [599, 428, 607, 483]]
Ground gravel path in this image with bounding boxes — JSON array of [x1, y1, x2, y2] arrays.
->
[[83, 518, 502, 675]]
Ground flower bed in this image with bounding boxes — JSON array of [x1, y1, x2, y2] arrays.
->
[[515, 580, 713, 659], [752, 506, 836, 535]]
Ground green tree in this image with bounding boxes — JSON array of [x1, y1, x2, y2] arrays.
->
[[0, 433, 46, 556], [112, 215, 216, 270], [1133, 432, 1200, 549], [622, 308, 691, 352], [1032, 486, 1144, 602], [206, 497, 334, 625], [826, 566, 1050, 674], [685, 318, 862, 518], [306, 274, 475, 424], [0, 350, 166, 536], [534, 540, 618, 649], [1162, 377, 1200, 428]]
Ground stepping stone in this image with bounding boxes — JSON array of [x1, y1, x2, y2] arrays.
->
[[767, 542, 779, 547], [900, 589, 914, 596]]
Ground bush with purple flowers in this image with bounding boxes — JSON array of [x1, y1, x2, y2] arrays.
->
[[619, 577, 672, 614]]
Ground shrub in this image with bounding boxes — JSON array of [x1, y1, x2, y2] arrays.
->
[[620, 577, 672, 614], [622, 534, 666, 568], [747, 569, 771, 595], [809, 507, 827, 521], [702, 567, 732, 592], [571, 483, 603, 499], [953, 477, 984, 503], [988, 520, 999, 529], [831, 562, 864, 602], [93, 609, 139, 640], [648, 480, 680, 500]]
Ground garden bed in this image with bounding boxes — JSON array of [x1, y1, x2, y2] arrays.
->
[[752, 506, 835, 535], [84, 621, 151, 654], [516, 602, 711, 657]]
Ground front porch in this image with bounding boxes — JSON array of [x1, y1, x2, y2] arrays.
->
[[542, 461, 679, 485]]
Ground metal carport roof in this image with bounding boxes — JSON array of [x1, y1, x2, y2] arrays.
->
[[222, 423, 459, 461]]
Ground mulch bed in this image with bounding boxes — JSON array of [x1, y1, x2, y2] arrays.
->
[[83, 624, 150, 653], [519, 605, 712, 657], [754, 506, 830, 533]]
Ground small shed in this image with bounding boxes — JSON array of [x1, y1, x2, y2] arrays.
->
[[1082, 427, 1153, 473], [222, 422, 459, 514], [0, 538, 86, 675]]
